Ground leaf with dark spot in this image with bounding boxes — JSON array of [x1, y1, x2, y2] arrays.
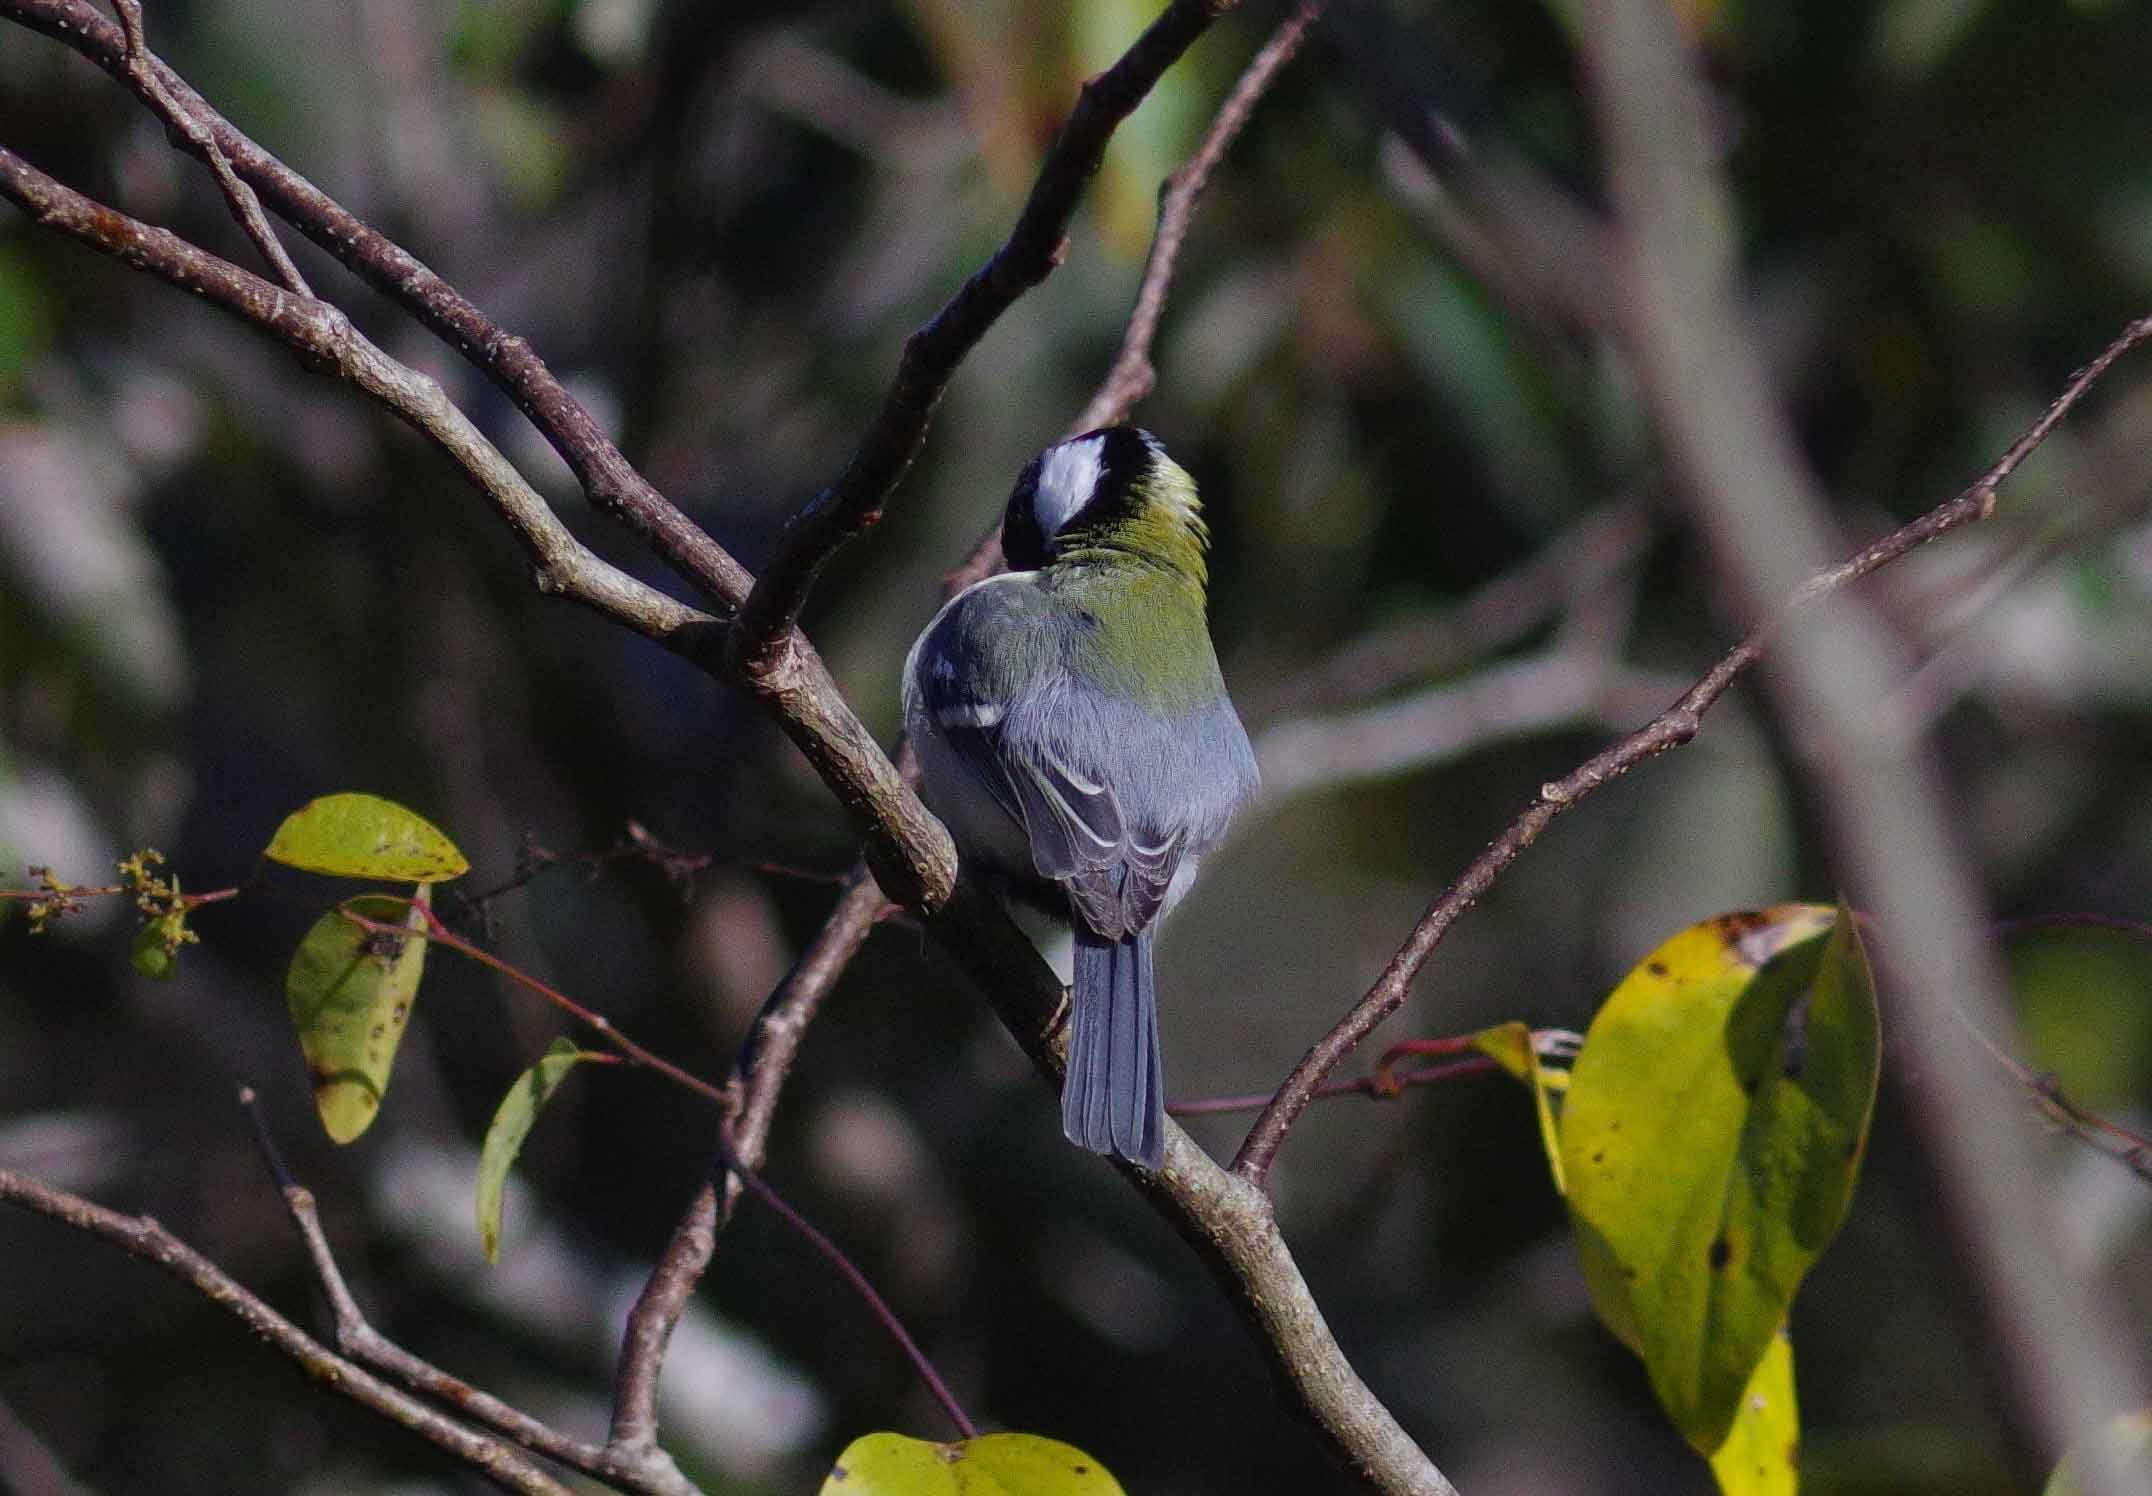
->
[[1561, 904, 1877, 1458]]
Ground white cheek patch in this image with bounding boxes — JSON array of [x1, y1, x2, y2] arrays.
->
[[1032, 435, 1106, 538]]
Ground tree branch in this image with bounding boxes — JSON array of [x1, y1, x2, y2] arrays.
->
[[914, 882, 1454, 1494], [274, 1174, 695, 1495], [103, 0, 311, 295], [0, 1167, 574, 1496], [1072, 0, 1326, 433], [608, 870, 886, 1456], [0, 147, 706, 647], [0, 0, 756, 612], [1231, 310, 2152, 1187], [0, 139, 956, 913], [725, 0, 1245, 678]]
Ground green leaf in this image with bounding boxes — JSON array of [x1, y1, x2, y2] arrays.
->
[[2045, 1410, 2152, 1496], [1560, 903, 1879, 1454], [265, 793, 469, 883], [477, 1037, 593, 1264], [1470, 1021, 1569, 1195], [820, 1432, 1125, 1495], [1708, 1328, 1799, 1495], [285, 891, 430, 1143], [129, 916, 180, 980]]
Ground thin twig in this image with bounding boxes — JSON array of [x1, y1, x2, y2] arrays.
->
[[445, 823, 756, 935], [1168, 1057, 1496, 1117], [233, 1091, 702, 1496], [853, 0, 1343, 1056], [1952, 918, 2152, 1175], [1232, 311, 2152, 1187], [1955, 1012, 2152, 1182], [104, 0, 310, 295], [0, 147, 711, 650], [609, 869, 886, 1454], [0, 1167, 573, 1496], [725, 0, 1245, 680], [717, 1130, 976, 1441], [334, 900, 727, 1105], [917, 880, 1456, 1493], [1072, 0, 1326, 433], [2, 0, 754, 611], [348, 892, 964, 1473], [941, 0, 1326, 641]]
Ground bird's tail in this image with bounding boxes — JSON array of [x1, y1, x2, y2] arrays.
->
[[1064, 925, 1164, 1168]]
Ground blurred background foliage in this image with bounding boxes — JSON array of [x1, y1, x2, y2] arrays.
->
[[3, 0, 2152, 1491]]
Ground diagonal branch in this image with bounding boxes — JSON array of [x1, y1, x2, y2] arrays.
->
[[920, 882, 1455, 1493], [1231, 310, 2152, 1186], [235, 1086, 661, 1484], [0, 142, 954, 914], [0, 147, 706, 650], [1074, 0, 1325, 434], [608, 869, 887, 1456], [104, 0, 310, 295], [0, 1167, 574, 1496], [724, 0, 1243, 679], [273, 1173, 696, 1495], [0, 0, 755, 612], [622, 2, 1334, 1409], [947, 0, 1323, 633]]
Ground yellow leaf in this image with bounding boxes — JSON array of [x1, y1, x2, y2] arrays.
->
[[285, 891, 430, 1142], [266, 793, 469, 883], [1708, 1328, 1800, 1495], [1470, 1022, 1569, 1195], [821, 1431, 1125, 1495], [1562, 904, 1877, 1454]]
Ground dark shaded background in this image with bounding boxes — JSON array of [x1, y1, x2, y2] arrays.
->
[[5, 1, 2152, 1491]]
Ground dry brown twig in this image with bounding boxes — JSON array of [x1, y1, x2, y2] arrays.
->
[[724, 0, 1248, 675], [943, 0, 1330, 597]]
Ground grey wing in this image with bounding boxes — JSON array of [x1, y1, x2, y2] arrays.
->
[[1002, 727, 1185, 941], [906, 580, 1207, 939], [905, 581, 1040, 860]]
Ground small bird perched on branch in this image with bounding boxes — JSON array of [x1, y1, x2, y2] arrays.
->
[[904, 427, 1258, 1168]]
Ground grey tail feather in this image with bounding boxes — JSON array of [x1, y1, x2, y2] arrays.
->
[[1064, 926, 1163, 1168]]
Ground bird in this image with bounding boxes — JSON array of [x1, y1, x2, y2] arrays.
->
[[903, 426, 1258, 1168]]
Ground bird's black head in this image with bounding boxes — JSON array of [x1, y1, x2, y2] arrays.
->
[[1000, 426, 1168, 571]]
